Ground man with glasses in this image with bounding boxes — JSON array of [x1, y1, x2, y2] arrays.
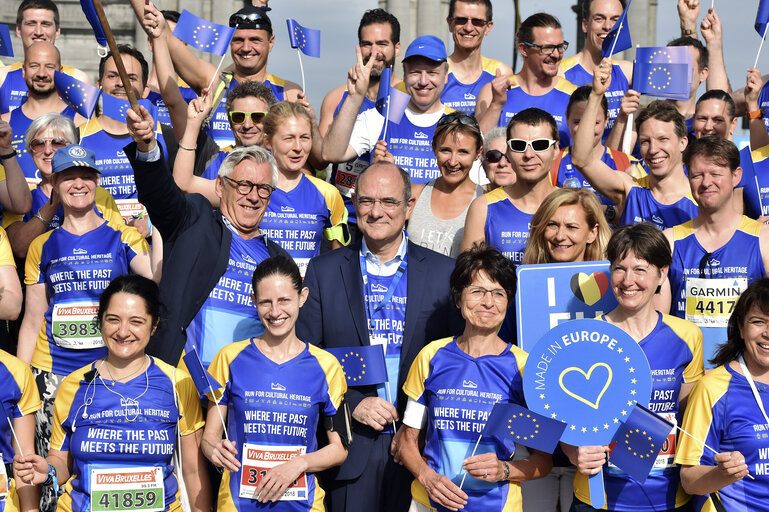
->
[[298, 161, 462, 512], [441, 0, 512, 115], [462, 108, 559, 264], [125, 105, 288, 368], [323, 35, 452, 185], [475, 13, 576, 145]]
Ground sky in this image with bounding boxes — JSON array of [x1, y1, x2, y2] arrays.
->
[[261, 0, 761, 135]]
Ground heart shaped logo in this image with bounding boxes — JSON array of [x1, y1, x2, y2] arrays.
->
[[558, 363, 613, 409], [570, 272, 610, 306]]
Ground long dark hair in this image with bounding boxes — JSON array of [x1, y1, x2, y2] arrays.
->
[[712, 278, 769, 366]]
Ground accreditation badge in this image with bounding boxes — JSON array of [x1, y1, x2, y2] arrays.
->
[[0, 453, 7, 501], [89, 466, 164, 512], [685, 277, 746, 328], [239, 443, 307, 501], [51, 301, 103, 349]]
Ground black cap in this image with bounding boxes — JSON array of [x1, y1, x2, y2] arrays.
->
[[229, 6, 272, 34]]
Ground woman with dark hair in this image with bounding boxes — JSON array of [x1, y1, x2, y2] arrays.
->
[[676, 278, 769, 512], [398, 243, 552, 512], [563, 223, 704, 512], [408, 113, 484, 258], [202, 255, 348, 511], [14, 274, 211, 512]]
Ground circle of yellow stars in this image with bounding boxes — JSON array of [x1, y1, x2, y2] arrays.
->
[[293, 26, 307, 49], [647, 66, 672, 91], [65, 83, 89, 108], [623, 428, 657, 458], [507, 413, 540, 441], [193, 24, 219, 49], [339, 351, 366, 382]]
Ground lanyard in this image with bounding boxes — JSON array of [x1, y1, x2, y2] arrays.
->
[[360, 252, 408, 337], [738, 354, 769, 426]]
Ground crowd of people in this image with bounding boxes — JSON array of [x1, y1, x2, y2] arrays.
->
[[0, 0, 767, 511]]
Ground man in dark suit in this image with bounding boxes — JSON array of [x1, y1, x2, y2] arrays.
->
[[126, 105, 287, 366], [297, 161, 463, 512]]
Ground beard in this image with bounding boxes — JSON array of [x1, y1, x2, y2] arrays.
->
[[27, 79, 56, 97], [365, 57, 395, 81]]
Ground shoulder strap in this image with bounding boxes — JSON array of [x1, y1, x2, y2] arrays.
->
[[202, 71, 235, 130]]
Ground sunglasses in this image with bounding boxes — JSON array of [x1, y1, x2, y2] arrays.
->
[[437, 112, 479, 129], [229, 11, 272, 32], [228, 111, 267, 125], [522, 41, 570, 56], [29, 137, 68, 154], [507, 138, 556, 153], [485, 149, 508, 163], [451, 16, 488, 27]]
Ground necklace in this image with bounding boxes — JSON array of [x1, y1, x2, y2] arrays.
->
[[103, 356, 147, 386], [96, 356, 150, 422]]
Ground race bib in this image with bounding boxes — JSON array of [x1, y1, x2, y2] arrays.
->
[[685, 277, 747, 328], [115, 199, 146, 223], [52, 302, 103, 350], [0, 452, 7, 501], [651, 412, 678, 470], [89, 466, 164, 512], [239, 443, 307, 501], [334, 158, 368, 197]]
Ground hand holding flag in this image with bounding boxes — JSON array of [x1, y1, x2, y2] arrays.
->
[[601, 0, 632, 58], [173, 10, 236, 57]]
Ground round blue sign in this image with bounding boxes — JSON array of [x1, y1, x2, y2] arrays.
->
[[523, 319, 652, 446]]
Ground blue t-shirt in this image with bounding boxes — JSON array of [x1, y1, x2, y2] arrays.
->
[[145, 82, 197, 126], [740, 145, 769, 219], [483, 187, 532, 264], [554, 147, 632, 206], [619, 175, 699, 230], [441, 57, 503, 115]]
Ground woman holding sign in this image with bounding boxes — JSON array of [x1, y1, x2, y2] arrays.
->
[[676, 278, 769, 512], [563, 223, 704, 512], [201, 255, 348, 510], [13, 274, 211, 512], [398, 243, 552, 512]]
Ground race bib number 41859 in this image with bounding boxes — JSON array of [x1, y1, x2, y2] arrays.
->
[[90, 466, 164, 512], [239, 443, 307, 501]]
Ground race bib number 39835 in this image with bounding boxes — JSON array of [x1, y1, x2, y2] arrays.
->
[[239, 443, 307, 501], [52, 301, 103, 349]]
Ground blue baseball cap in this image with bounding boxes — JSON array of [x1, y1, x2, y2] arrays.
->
[[403, 35, 447, 63], [51, 144, 101, 175]]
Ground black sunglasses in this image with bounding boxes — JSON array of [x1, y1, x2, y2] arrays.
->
[[485, 149, 508, 163], [437, 112, 479, 129], [229, 11, 273, 32], [450, 16, 488, 27]]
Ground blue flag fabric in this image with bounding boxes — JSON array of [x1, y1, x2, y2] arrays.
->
[[0, 24, 13, 58], [173, 10, 235, 57], [80, 0, 107, 47], [376, 74, 410, 126], [376, 67, 393, 115], [757, 0, 769, 37], [601, 0, 632, 58], [101, 93, 157, 123], [633, 47, 692, 100], [609, 403, 674, 483], [54, 71, 101, 118], [326, 346, 388, 386], [483, 402, 567, 455], [182, 348, 223, 397], [287, 19, 321, 58]]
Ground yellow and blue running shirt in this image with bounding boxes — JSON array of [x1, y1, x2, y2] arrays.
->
[[483, 187, 532, 264], [668, 217, 766, 367], [494, 76, 577, 147], [207, 340, 346, 512], [259, 174, 346, 277], [618, 175, 698, 230], [574, 313, 703, 511], [0, 63, 80, 113], [403, 337, 528, 512], [50, 358, 203, 512], [676, 364, 769, 512], [560, 57, 629, 140], [25, 220, 150, 376], [441, 57, 504, 115]]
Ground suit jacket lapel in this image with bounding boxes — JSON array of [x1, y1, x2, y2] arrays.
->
[[401, 242, 426, 371], [341, 247, 369, 346]]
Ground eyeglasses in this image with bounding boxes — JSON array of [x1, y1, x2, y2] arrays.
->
[[356, 197, 404, 211], [507, 138, 556, 153], [228, 111, 268, 125], [229, 11, 272, 32], [484, 149, 509, 163], [222, 176, 275, 198], [29, 137, 68, 154], [437, 112, 480, 129], [464, 286, 507, 304], [523, 41, 569, 56], [450, 16, 489, 27]]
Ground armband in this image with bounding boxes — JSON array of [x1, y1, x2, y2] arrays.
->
[[42, 463, 57, 489], [323, 398, 353, 447], [747, 109, 764, 120], [323, 223, 351, 246], [0, 150, 17, 161]]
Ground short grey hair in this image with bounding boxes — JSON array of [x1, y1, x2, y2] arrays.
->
[[25, 113, 79, 154], [357, 161, 412, 204], [484, 126, 507, 145], [218, 145, 279, 187]]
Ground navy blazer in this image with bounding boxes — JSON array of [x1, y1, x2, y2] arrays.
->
[[297, 240, 463, 480], [126, 142, 287, 365]]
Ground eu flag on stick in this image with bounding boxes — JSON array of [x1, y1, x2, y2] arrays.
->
[[326, 345, 388, 386], [101, 93, 157, 123], [757, 0, 769, 37], [601, 0, 632, 58], [609, 403, 674, 483], [0, 24, 13, 58], [54, 71, 101, 118], [183, 348, 223, 398], [376, 71, 410, 125], [80, 0, 107, 47], [287, 19, 320, 58], [632, 47, 692, 100], [482, 402, 567, 455], [173, 10, 235, 57]]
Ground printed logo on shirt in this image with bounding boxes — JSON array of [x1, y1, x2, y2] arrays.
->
[[281, 205, 295, 213], [271, 382, 286, 391], [652, 215, 663, 225], [463, 93, 476, 100], [462, 380, 478, 389], [414, 131, 429, 139], [73, 248, 88, 255], [370, 283, 389, 293], [242, 254, 256, 264]]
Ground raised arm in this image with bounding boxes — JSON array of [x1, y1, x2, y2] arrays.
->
[[746, 68, 769, 150], [0, 120, 32, 214], [173, 90, 219, 205], [604, 89, 640, 152], [700, 8, 731, 93], [475, 69, 511, 134], [295, 92, 325, 169]]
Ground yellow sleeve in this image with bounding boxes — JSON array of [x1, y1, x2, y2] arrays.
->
[[307, 176, 348, 244], [50, 371, 86, 452], [663, 315, 705, 384], [510, 345, 529, 375], [206, 341, 250, 404], [402, 338, 453, 402], [0, 226, 15, 267], [0, 350, 41, 416], [308, 345, 348, 409], [175, 368, 204, 435], [113, 220, 151, 256], [24, 231, 52, 286], [95, 187, 126, 227]]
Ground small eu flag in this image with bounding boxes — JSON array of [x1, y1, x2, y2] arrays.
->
[[54, 71, 101, 119], [80, 0, 107, 47], [326, 345, 388, 386], [483, 402, 567, 455], [173, 10, 236, 57], [601, 0, 632, 58], [757, 0, 769, 37], [608, 403, 674, 483], [632, 47, 692, 100], [101, 93, 156, 123], [286, 19, 320, 58], [0, 24, 13, 58], [375, 67, 393, 115], [182, 348, 223, 398], [376, 71, 410, 126]]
